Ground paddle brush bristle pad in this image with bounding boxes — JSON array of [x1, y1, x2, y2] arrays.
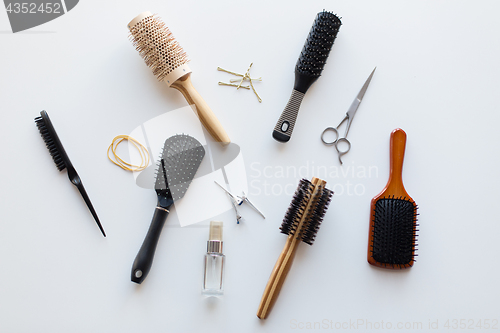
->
[[155, 134, 205, 201], [295, 11, 342, 77], [371, 197, 418, 268], [129, 14, 189, 81], [280, 178, 333, 245]]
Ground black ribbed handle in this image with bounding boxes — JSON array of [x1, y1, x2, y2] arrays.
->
[[272, 89, 305, 142], [131, 207, 170, 284]]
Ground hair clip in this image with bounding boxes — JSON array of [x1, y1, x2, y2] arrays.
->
[[214, 181, 265, 224]]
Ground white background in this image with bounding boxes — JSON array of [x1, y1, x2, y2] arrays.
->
[[1, 0, 499, 332]]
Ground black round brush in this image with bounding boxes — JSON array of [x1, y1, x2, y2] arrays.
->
[[273, 11, 342, 143], [257, 177, 333, 319]]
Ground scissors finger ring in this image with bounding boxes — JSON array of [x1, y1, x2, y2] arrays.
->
[[321, 127, 339, 145], [335, 138, 351, 165]]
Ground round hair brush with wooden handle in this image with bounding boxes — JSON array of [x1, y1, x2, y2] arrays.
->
[[257, 177, 333, 319], [128, 12, 230, 145]]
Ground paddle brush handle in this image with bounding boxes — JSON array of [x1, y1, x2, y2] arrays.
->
[[171, 74, 230, 145], [131, 207, 170, 284], [389, 128, 407, 188]]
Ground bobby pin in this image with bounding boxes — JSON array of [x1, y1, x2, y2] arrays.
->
[[218, 82, 251, 90], [217, 63, 263, 102]]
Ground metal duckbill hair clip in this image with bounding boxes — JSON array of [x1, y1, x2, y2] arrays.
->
[[214, 181, 265, 224]]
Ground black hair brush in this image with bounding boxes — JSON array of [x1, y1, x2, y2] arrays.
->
[[257, 177, 333, 319], [131, 134, 205, 284], [368, 129, 418, 269], [34, 111, 106, 237], [273, 11, 342, 143]]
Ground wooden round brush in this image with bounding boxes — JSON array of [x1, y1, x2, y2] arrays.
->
[[368, 128, 418, 269], [257, 177, 333, 319], [128, 12, 230, 145]]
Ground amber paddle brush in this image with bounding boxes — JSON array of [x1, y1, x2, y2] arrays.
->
[[368, 128, 418, 269], [128, 12, 230, 145], [257, 177, 333, 319]]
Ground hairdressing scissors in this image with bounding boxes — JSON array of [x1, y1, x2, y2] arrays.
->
[[321, 67, 376, 164]]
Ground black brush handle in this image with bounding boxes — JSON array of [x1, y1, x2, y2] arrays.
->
[[131, 207, 170, 284], [67, 166, 106, 237], [272, 89, 305, 142]]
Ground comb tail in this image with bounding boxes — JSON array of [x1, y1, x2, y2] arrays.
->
[[272, 89, 305, 142], [71, 173, 106, 237], [131, 206, 171, 284]]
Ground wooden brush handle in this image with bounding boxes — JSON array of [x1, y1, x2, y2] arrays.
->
[[257, 177, 325, 319], [387, 128, 407, 193], [257, 235, 299, 319], [171, 74, 230, 145]]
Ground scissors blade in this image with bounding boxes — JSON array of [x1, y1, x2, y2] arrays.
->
[[346, 67, 376, 120]]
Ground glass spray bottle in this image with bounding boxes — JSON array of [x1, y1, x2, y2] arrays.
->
[[202, 221, 225, 296]]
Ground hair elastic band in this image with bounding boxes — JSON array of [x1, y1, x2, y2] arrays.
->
[[107, 135, 150, 171]]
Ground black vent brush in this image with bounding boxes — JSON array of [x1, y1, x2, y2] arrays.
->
[[368, 128, 418, 269], [257, 177, 333, 319], [131, 134, 205, 284], [273, 11, 342, 143], [34, 111, 106, 237]]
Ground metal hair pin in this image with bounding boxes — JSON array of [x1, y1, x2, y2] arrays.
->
[[218, 82, 250, 90], [217, 63, 262, 102], [214, 181, 265, 224]]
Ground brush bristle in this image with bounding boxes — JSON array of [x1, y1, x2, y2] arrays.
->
[[35, 116, 66, 171], [295, 10, 342, 77], [370, 197, 418, 268], [302, 185, 333, 245], [280, 178, 333, 245], [129, 14, 189, 82]]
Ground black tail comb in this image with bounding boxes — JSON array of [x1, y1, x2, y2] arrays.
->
[[35, 111, 106, 237]]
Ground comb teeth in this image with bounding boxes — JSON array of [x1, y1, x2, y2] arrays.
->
[[35, 116, 66, 171], [129, 14, 189, 82], [295, 10, 341, 77], [280, 178, 333, 245], [371, 196, 418, 268]]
